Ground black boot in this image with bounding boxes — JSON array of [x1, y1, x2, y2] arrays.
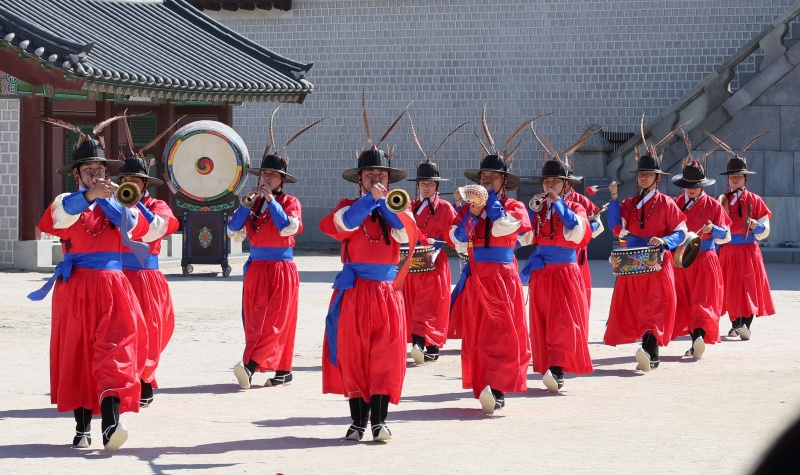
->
[[265, 370, 293, 387], [140, 380, 154, 408], [424, 345, 440, 362], [639, 333, 660, 370], [345, 398, 369, 441], [370, 394, 392, 441], [100, 396, 127, 451], [72, 407, 92, 448]]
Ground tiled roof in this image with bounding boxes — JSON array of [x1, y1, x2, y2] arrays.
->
[[189, 1, 292, 12], [0, 0, 313, 103]]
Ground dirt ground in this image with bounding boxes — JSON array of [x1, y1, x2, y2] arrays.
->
[[1, 254, 798, 474]]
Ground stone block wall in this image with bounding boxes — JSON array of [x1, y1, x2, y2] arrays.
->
[[0, 98, 19, 266], [209, 0, 795, 245]]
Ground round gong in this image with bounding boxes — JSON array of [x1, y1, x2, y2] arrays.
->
[[163, 120, 250, 202]]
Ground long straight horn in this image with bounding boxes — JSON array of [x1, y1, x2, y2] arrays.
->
[[362, 88, 372, 145], [741, 130, 771, 152], [377, 102, 412, 144], [431, 122, 467, 160], [407, 114, 428, 161], [481, 102, 495, 151]]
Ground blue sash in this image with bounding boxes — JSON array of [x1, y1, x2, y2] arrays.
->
[[121, 253, 159, 270], [700, 238, 716, 252], [520, 246, 577, 282], [243, 246, 293, 277], [325, 263, 396, 366], [450, 246, 514, 310], [728, 233, 757, 245], [28, 252, 123, 301]]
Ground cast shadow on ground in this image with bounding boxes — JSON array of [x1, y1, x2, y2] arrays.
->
[[257, 406, 488, 429], [0, 407, 57, 420]]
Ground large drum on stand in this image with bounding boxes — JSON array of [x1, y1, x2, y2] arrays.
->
[[163, 120, 250, 277]]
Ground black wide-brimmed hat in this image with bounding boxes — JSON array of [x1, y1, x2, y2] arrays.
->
[[720, 156, 756, 175], [248, 154, 297, 183], [409, 161, 448, 182], [464, 154, 522, 191], [529, 159, 571, 184], [116, 156, 164, 186], [56, 137, 124, 176], [342, 147, 407, 184], [672, 160, 715, 188], [629, 154, 670, 175]]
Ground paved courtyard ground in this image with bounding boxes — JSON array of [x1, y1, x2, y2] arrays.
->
[[1, 254, 798, 474]]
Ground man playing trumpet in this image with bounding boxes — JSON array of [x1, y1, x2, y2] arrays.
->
[[519, 135, 592, 394], [228, 109, 321, 389], [320, 96, 412, 442]]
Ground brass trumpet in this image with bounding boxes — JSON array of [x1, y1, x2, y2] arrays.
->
[[241, 186, 265, 208], [109, 181, 142, 207], [386, 189, 410, 213], [529, 193, 547, 212]]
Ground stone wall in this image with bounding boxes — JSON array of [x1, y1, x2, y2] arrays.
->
[[0, 98, 19, 266], [211, 0, 795, 246]]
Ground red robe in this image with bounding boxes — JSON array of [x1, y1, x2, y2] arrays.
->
[[40, 194, 148, 414], [320, 198, 413, 404], [605, 191, 686, 347], [446, 196, 532, 397], [671, 192, 730, 343], [402, 196, 457, 348], [718, 189, 775, 319], [525, 200, 592, 375], [237, 194, 302, 373], [564, 190, 600, 308], [123, 194, 180, 387]]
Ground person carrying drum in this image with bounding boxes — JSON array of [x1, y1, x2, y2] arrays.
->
[[229, 110, 323, 389], [403, 118, 463, 364], [117, 116, 182, 408], [446, 105, 538, 414], [320, 96, 413, 442], [519, 134, 592, 393], [605, 122, 687, 372], [28, 116, 150, 451], [669, 134, 730, 358], [705, 131, 775, 340]]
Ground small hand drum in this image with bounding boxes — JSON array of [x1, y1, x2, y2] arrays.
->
[[610, 246, 663, 276], [399, 245, 437, 274]]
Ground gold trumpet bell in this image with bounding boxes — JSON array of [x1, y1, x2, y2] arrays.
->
[[386, 189, 410, 213], [112, 182, 142, 207]]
